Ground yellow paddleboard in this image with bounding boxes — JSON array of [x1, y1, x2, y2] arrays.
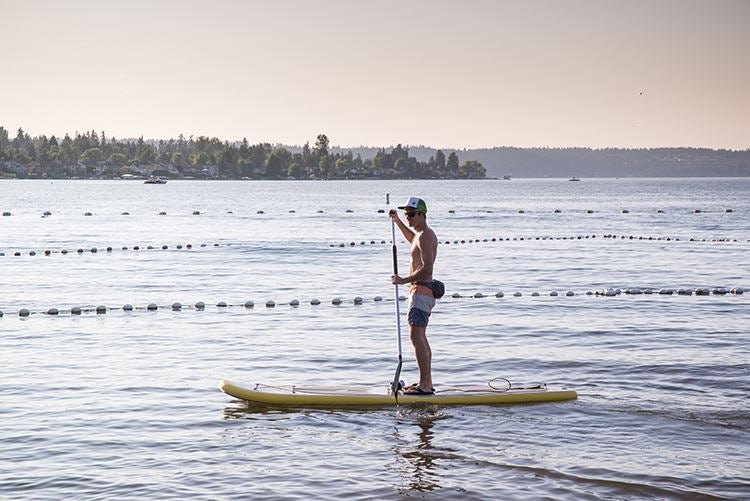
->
[[219, 379, 577, 407]]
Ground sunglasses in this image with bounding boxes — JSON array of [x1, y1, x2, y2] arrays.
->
[[404, 211, 418, 217]]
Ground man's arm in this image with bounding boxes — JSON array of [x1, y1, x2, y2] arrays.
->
[[388, 210, 415, 243]]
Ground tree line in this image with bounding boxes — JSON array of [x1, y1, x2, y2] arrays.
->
[[0, 127, 486, 180]]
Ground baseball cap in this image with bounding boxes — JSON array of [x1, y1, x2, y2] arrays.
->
[[398, 197, 428, 213]]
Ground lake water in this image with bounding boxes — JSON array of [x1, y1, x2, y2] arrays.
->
[[1, 178, 748, 499]]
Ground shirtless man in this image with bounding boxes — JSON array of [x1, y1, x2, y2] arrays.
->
[[389, 197, 439, 395]]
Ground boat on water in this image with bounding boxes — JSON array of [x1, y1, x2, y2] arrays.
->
[[503, 175, 512, 180], [144, 176, 167, 184], [569, 177, 581, 182]]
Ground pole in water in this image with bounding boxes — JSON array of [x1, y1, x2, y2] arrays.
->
[[386, 193, 390, 205]]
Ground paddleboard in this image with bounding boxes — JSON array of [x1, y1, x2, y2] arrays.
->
[[219, 379, 577, 407]]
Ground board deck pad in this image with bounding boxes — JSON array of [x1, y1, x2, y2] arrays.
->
[[219, 379, 577, 407]]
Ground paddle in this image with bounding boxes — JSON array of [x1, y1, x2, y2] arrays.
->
[[389, 210, 404, 405]]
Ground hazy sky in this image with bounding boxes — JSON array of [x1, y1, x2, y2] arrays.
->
[[2, 0, 748, 149]]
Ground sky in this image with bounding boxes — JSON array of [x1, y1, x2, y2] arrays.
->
[[1, 0, 749, 150]]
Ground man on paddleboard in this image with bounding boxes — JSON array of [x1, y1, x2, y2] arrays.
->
[[389, 197, 439, 395]]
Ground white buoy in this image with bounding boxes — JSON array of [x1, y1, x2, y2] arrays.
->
[[289, 299, 299, 306], [399, 295, 407, 301], [474, 292, 484, 298], [373, 296, 383, 302], [713, 288, 728, 295], [353, 296, 363, 304], [217, 301, 228, 307], [658, 289, 673, 295], [531, 292, 540, 297], [549, 291, 558, 297], [147, 303, 158, 310], [513, 292, 522, 297], [495, 291, 504, 298], [172, 302, 182, 310], [19, 308, 30, 317], [566, 291, 575, 297], [696, 288, 710, 295], [195, 301, 206, 310], [47, 308, 59, 315], [244, 300, 254, 308], [266, 300, 276, 307], [452, 292, 461, 298], [123, 304, 134, 311], [311, 299, 321, 305], [332, 298, 342, 305], [96, 305, 107, 314], [71, 306, 82, 315]]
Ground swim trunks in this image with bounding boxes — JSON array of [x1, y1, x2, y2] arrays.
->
[[407, 284, 436, 327]]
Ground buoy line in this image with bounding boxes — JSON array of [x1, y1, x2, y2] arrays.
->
[[328, 233, 749, 248], [2, 208, 739, 218], [0, 242, 225, 257], [2, 286, 744, 319], [2, 231, 747, 258]]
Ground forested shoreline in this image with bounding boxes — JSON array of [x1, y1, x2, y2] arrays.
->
[[0, 127, 485, 180], [2, 126, 747, 180]]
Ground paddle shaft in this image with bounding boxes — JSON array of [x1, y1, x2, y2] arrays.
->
[[390, 217, 403, 402]]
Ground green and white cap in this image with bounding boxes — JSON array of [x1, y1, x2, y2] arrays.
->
[[398, 197, 427, 213]]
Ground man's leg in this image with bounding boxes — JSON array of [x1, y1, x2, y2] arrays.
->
[[410, 325, 432, 391]]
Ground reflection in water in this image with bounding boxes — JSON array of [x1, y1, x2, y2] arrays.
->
[[394, 406, 453, 493]]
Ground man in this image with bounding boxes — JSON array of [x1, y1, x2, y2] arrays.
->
[[389, 197, 439, 395]]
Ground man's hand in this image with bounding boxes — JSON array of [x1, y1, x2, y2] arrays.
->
[[391, 274, 407, 285]]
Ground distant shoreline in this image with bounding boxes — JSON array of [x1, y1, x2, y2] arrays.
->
[[2, 126, 748, 179]]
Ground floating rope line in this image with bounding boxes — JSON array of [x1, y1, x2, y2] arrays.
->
[[3, 231, 748, 257], [332, 234, 748, 248], [328, 233, 749, 248], [2, 286, 744, 319], [0, 242, 234, 257], [2, 207, 740, 218]]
